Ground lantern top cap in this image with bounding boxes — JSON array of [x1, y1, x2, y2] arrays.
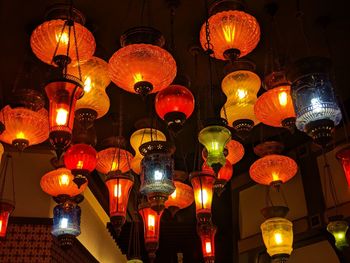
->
[[45, 4, 86, 25], [224, 59, 256, 75], [261, 206, 289, 219], [263, 70, 290, 90], [139, 141, 175, 156], [209, 0, 246, 15], [120, 27, 165, 48], [189, 171, 216, 181], [203, 117, 228, 128], [254, 141, 284, 157]]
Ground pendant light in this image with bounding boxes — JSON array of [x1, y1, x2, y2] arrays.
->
[[197, 222, 217, 263], [225, 139, 245, 165], [199, 0, 260, 61], [336, 146, 350, 187], [327, 216, 349, 250], [97, 147, 134, 175]]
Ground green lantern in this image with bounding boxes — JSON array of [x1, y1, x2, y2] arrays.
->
[[198, 124, 231, 174], [327, 219, 349, 250]]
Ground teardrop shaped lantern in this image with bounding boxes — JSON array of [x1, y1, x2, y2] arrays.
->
[[30, 4, 95, 66], [130, 128, 166, 175], [64, 143, 97, 188], [0, 106, 49, 151], [336, 146, 350, 187], [109, 27, 177, 96], [140, 141, 175, 213], [165, 180, 194, 217], [197, 223, 217, 263], [96, 147, 134, 175], [0, 202, 14, 238], [287, 57, 342, 147], [199, 0, 260, 61]]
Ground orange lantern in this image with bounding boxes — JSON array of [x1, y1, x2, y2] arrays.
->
[[199, 1, 260, 61], [336, 146, 350, 187], [202, 159, 233, 195], [190, 171, 216, 223], [0, 106, 49, 151], [96, 148, 133, 175], [139, 202, 163, 262], [109, 27, 176, 95], [40, 167, 87, 199], [197, 223, 217, 263], [0, 202, 14, 238], [225, 139, 245, 165], [30, 5, 95, 66], [165, 180, 194, 217], [105, 173, 134, 235]]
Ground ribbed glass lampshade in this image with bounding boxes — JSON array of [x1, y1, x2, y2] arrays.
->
[[96, 148, 133, 175], [165, 181, 194, 211], [64, 143, 97, 173], [225, 139, 245, 165], [75, 87, 110, 119], [221, 101, 258, 128]]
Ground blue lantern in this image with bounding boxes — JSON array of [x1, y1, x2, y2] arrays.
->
[[52, 203, 81, 249], [287, 57, 342, 146], [140, 141, 175, 213]]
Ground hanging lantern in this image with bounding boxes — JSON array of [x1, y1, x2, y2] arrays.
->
[[249, 141, 298, 187], [336, 146, 350, 187], [0, 106, 49, 151], [52, 202, 81, 249], [225, 139, 245, 165], [40, 167, 87, 201], [140, 141, 175, 213], [199, 0, 260, 61], [287, 57, 342, 147], [165, 180, 194, 217], [130, 128, 166, 175], [197, 223, 217, 263], [202, 159, 233, 195], [68, 57, 111, 128], [0, 202, 14, 238], [109, 27, 176, 96], [190, 171, 216, 223], [64, 143, 97, 188], [139, 201, 163, 262], [327, 217, 349, 250], [198, 120, 231, 174], [96, 147, 133, 175], [155, 84, 195, 131], [30, 4, 95, 66], [105, 172, 134, 235]]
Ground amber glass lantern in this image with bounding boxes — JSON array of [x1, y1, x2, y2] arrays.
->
[[64, 143, 97, 188], [96, 147, 134, 175], [197, 223, 217, 263], [0, 106, 49, 151], [165, 180, 194, 217], [261, 206, 293, 262], [190, 171, 216, 223], [336, 146, 350, 187], [225, 139, 245, 165], [139, 201, 163, 262], [0, 202, 14, 238], [327, 217, 349, 250], [155, 84, 195, 131], [130, 128, 166, 175], [109, 27, 176, 96], [199, 0, 260, 61], [30, 4, 95, 66]]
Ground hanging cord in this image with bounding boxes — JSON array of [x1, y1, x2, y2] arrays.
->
[[169, 3, 176, 53], [295, 0, 311, 56], [322, 150, 339, 215]]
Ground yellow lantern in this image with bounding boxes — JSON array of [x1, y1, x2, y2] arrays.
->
[[130, 128, 166, 174], [327, 219, 349, 250]]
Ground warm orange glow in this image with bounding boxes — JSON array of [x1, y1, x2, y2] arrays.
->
[[205, 241, 212, 253], [96, 147, 133, 175], [56, 108, 68, 125], [148, 214, 155, 232], [0, 203, 14, 238], [198, 189, 209, 207], [16, 132, 26, 139], [58, 173, 70, 186], [170, 189, 177, 199], [139, 204, 163, 243], [55, 31, 69, 45], [225, 140, 245, 165], [84, 76, 92, 92], [198, 223, 217, 260], [133, 73, 144, 83], [114, 184, 122, 198], [278, 91, 288, 107], [223, 24, 236, 43], [76, 160, 84, 169], [165, 181, 194, 213], [237, 89, 247, 100]]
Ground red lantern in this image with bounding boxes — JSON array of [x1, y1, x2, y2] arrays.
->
[[336, 146, 350, 187], [0, 202, 14, 238], [139, 202, 163, 262], [197, 223, 217, 263], [64, 143, 97, 188], [155, 84, 195, 131], [165, 180, 194, 217], [202, 159, 233, 195], [105, 173, 134, 235]]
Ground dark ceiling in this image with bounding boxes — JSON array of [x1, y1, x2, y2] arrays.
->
[[1, 0, 350, 262]]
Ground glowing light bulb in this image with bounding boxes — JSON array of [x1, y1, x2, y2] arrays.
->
[[237, 89, 247, 100], [148, 214, 155, 232], [171, 189, 177, 199], [211, 141, 219, 151], [56, 108, 68, 125], [56, 32, 69, 45], [205, 241, 212, 253], [311, 98, 322, 113], [272, 172, 280, 182], [59, 174, 70, 186], [60, 218, 68, 229], [198, 189, 208, 206], [16, 132, 26, 139], [84, 76, 92, 93], [154, 170, 163, 181], [274, 232, 283, 245], [278, 91, 288, 107], [223, 24, 236, 43], [0, 220, 2, 232], [77, 160, 83, 169], [133, 73, 143, 84], [114, 184, 122, 198], [335, 232, 345, 240]]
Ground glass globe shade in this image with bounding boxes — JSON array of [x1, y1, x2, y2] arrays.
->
[[225, 139, 245, 165], [75, 87, 110, 119], [165, 181, 194, 211], [64, 143, 97, 173], [221, 101, 259, 128], [327, 220, 349, 250], [96, 148, 133, 175]]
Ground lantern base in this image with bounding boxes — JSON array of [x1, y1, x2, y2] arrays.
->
[[134, 81, 153, 96], [305, 119, 334, 147], [197, 212, 212, 224], [145, 241, 159, 262], [72, 173, 88, 189], [49, 130, 72, 160], [232, 119, 254, 138], [164, 111, 187, 133], [282, 117, 296, 133], [110, 215, 126, 237], [148, 193, 168, 214], [57, 234, 75, 250], [214, 179, 227, 196], [261, 206, 289, 219], [271, 254, 290, 263], [75, 108, 97, 130], [0, 121, 4, 135], [223, 48, 241, 61], [53, 55, 72, 69], [12, 139, 29, 152]]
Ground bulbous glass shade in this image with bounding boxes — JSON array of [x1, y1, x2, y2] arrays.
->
[[30, 19, 95, 65], [190, 171, 216, 217], [222, 100, 258, 125], [165, 181, 194, 211], [64, 143, 97, 173], [40, 167, 87, 197], [109, 44, 176, 94], [96, 148, 133, 175], [327, 220, 349, 250], [249, 154, 298, 186], [75, 87, 110, 119], [105, 176, 134, 219], [198, 125, 231, 170], [200, 10, 260, 60], [198, 223, 217, 262], [139, 203, 163, 244], [52, 203, 81, 238], [336, 146, 350, 187], [130, 128, 166, 174], [155, 84, 195, 125], [0, 202, 14, 238], [255, 86, 296, 127], [0, 106, 49, 148], [261, 217, 293, 258], [225, 139, 244, 165]]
